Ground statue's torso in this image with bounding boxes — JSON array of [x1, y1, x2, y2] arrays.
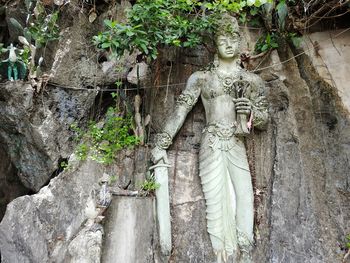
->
[[200, 70, 250, 125]]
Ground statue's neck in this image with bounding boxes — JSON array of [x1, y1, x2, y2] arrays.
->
[[217, 57, 241, 74]]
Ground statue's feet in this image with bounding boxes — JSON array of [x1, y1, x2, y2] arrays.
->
[[215, 250, 228, 263]]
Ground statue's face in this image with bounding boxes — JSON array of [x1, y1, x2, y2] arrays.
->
[[216, 34, 240, 59]]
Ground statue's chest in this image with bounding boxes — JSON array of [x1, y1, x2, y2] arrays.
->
[[201, 73, 251, 100]]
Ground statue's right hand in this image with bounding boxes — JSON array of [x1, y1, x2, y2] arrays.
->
[[151, 147, 168, 164]]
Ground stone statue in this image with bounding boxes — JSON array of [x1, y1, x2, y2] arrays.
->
[[151, 14, 268, 263], [0, 43, 27, 81]]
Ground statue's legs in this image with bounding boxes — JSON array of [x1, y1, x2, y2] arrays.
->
[[226, 152, 254, 248], [226, 148, 254, 263], [199, 144, 237, 258], [7, 67, 12, 81], [13, 67, 18, 80]]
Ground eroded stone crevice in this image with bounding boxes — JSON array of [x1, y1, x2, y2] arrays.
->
[[0, 145, 31, 221]]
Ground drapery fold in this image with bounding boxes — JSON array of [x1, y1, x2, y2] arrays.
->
[[199, 132, 250, 256]]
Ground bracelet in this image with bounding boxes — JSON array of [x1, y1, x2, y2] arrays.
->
[[155, 132, 172, 150]]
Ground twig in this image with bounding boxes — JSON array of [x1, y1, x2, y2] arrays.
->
[[253, 49, 271, 72], [302, 0, 350, 29], [329, 32, 341, 56], [250, 51, 268, 60], [313, 9, 350, 19], [164, 61, 173, 104], [343, 249, 350, 263]]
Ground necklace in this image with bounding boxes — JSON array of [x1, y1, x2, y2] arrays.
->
[[215, 69, 241, 96]]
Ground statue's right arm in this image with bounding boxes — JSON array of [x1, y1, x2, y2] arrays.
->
[[151, 72, 202, 163]]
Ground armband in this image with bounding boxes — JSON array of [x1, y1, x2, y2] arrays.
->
[[176, 93, 198, 109]]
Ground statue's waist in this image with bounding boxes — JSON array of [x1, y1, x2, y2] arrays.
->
[[203, 121, 237, 139]]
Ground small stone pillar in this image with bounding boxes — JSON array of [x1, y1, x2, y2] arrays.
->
[[102, 196, 155, 263]]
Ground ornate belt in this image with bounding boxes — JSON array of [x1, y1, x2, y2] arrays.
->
[[203, 121, 237, 140]]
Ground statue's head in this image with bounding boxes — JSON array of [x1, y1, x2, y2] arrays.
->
[[215, 14, 240, 59]]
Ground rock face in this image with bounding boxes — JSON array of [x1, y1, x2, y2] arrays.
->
[[66, 223, 104, 263], [48, 0, 135, 88], [0, 158, 105, 263], [0, 146, 29, 220], [0, 81, 97, 191], [0, 0, 138, 191], [301, 30, 350, 112], [0, 146, 151, 263], [168, 151, 216, 262]]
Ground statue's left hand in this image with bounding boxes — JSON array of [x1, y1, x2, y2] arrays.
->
[[151, 147, 168, 164], [233, 98, 252, 115]]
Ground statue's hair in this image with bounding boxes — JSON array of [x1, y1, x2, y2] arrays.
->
[[215, 13, 240, 38]]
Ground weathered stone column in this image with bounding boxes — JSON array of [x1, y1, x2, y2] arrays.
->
[[102, 196, 155, 263]]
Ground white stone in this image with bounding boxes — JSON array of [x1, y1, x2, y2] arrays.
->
[[302, 30, 350, 112]]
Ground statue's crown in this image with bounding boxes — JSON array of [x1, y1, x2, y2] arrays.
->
[[216, 13, 240, 37]]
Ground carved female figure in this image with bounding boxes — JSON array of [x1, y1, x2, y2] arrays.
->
[[151, 15, 268, 263]]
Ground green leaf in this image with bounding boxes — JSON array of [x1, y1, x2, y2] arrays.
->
[[126, 30, 135, 37], [172, 39, 181, 46], [101, 42, 111, 48], [276, 0, 288, 30], [92, 0, 271, 60], [23, 28, 32, 43], [104, 19, 114, 28], [261, 44, 268, 51], [250, 7, 259, 16], [9, 18, 24, 33], [150, 52, 158, 60], [291, 36, 302, 47], [138, 43, 148, 54], [266, 33, 271, 44]]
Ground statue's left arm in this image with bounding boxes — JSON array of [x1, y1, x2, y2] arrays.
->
[[151, 72, 202, 163]]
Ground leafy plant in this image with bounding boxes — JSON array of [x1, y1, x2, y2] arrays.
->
[[18, 46, 31, 64], [74, 94, 140, 164], [288, 32, 302, 48], [6, 2, 60, 78], [255, 32, 279, 52], [8, 2, 60, 47], [346, 234, 350, 249], [93, 0, 272, 60], [140, 173, 160, 195], [28, 10, 60, 47], [59, 160, 71, 171], [0, 43, 7, 54]]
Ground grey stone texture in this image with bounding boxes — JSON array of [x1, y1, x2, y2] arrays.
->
[[66, 223, 104, 263], [0, 146, 151, 263], [0, 158, 104, 263], [0, 81, 97, 191], [0, 146, 29, 220], [301, 30, 350, 113], [48, 0, 136, 88], [168, 151, 216, 263], [102, 197, 155, 263]]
